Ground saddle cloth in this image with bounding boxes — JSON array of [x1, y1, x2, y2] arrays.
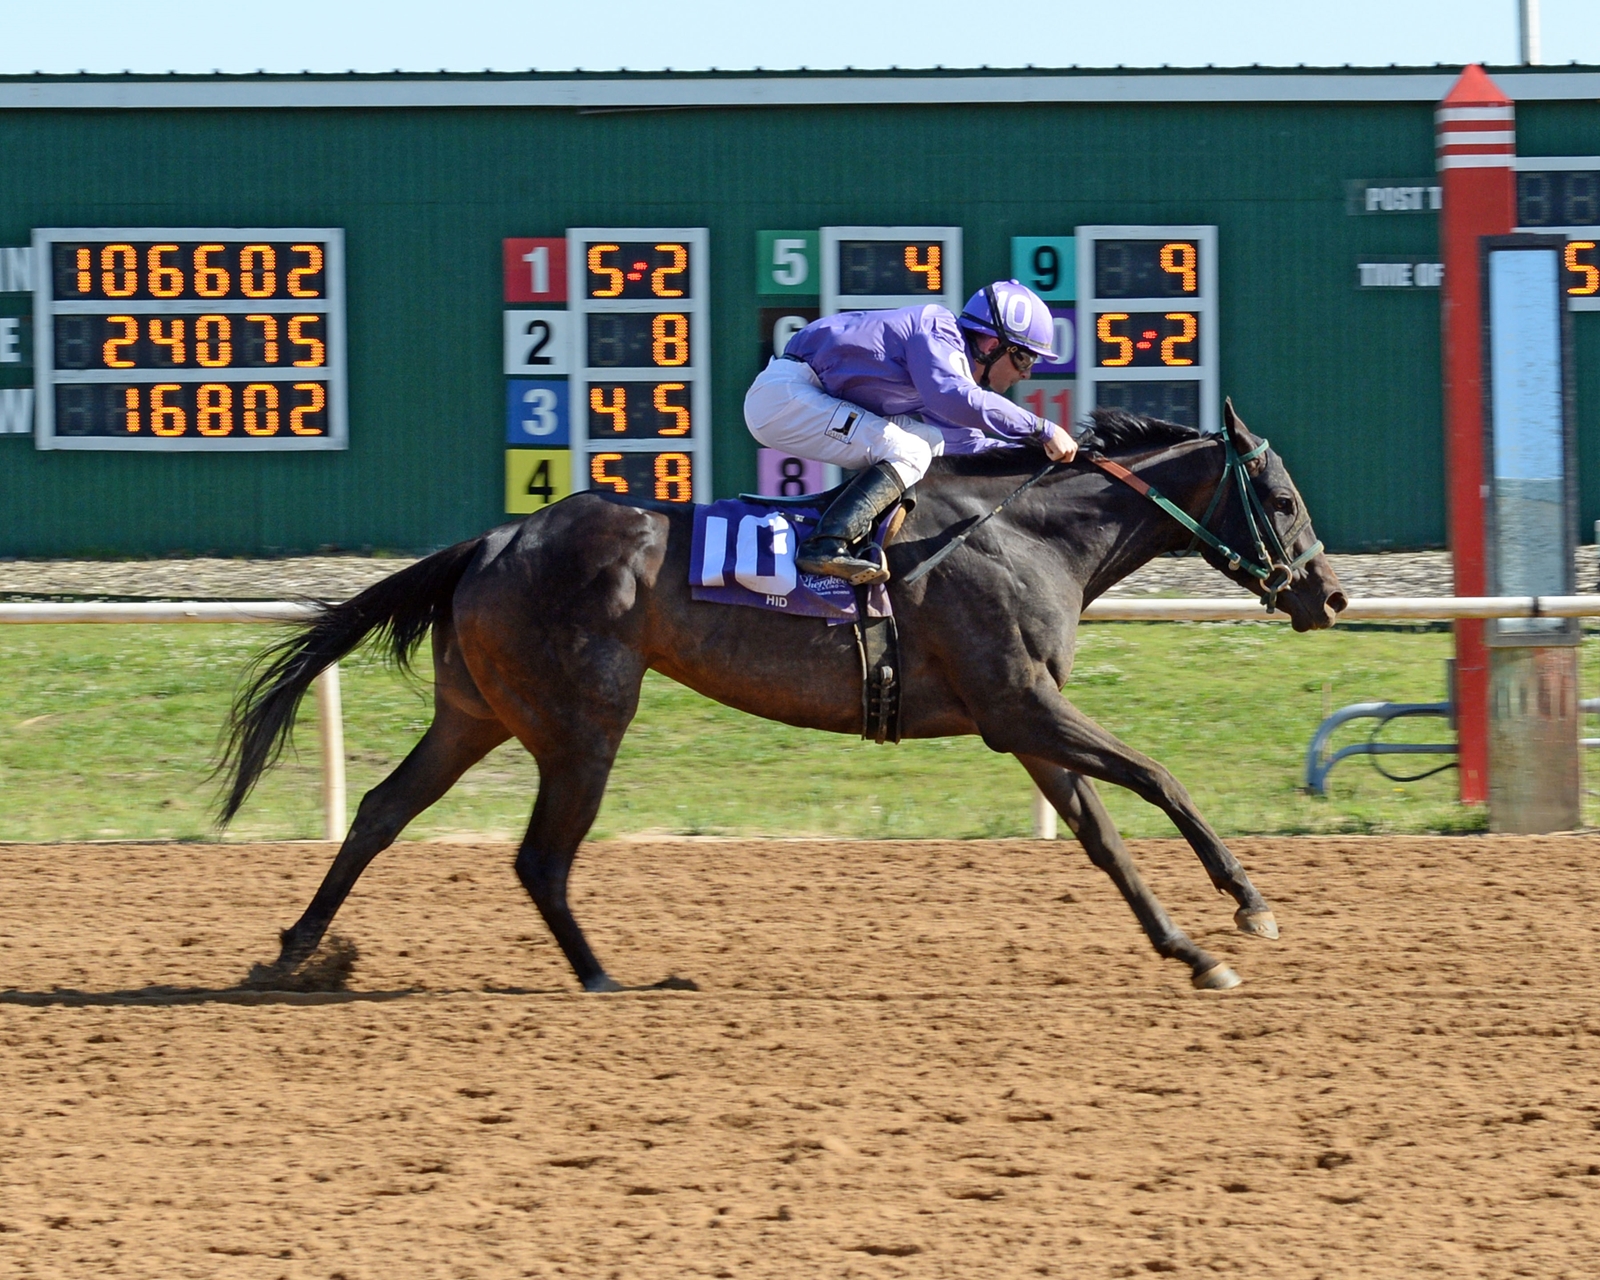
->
[[689, 498, 892, 622]]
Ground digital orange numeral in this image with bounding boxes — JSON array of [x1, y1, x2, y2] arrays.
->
[[1567, 241, 1599, 296], [101, 244, 136, 298], [123, 386, 140, 432], [290, 382, 326, 435], [651, 314, 688, 366], [651, 244, 687, 298], [147, 244, 183, 298], [102, 316, 137, 368], [590, 386, 627, 432], [150, 384, 185, 436], [1161, 313, 1198, 366], [246, 314, 279, 363], [653, 383, 690, 435], [653, 453, 692, 502], [148, 318, 186, 365], [588, 244, 623, 298], [243, 383, 280, 436], [288, 315, 325, 367], [1161, 242, 1198, 293], [590, 452, 628, 493], [1096, 313, 1133, 366], [194, 244, 230, 297], [196, 314, 232, 367], [240, 245, 276, 297], [75, 247, 91, 294], [196, 384, 233, 436], [288, 244, 323, 298], [904, 244, 941, 292]]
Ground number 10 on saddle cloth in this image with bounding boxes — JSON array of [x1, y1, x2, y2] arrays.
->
[[689, 498, 893, 623]]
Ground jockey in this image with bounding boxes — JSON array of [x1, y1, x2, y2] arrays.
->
[[743, 279, 1077, 585]]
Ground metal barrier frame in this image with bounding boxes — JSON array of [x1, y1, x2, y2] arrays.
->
[[5, 595, 1599, 843]]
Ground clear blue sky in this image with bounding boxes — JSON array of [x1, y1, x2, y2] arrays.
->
[[0, 0, 1594, 75]]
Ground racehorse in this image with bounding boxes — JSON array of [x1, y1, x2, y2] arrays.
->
[[221, 401, 1345, 992]]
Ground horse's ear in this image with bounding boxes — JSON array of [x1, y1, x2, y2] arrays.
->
[[1223, 396, 1256, 449]]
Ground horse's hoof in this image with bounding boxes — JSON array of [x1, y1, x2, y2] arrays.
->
[[1192, 963, 1242, 991], [582, 973, 624, 993], [1234, 907, 1280, 940]]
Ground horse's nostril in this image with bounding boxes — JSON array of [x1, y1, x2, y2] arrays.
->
[[1327, 590, 1348, 614]]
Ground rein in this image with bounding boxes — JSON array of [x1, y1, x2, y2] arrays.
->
[[898, 462, 1057, 587], [1087, 432, 1323, 612]]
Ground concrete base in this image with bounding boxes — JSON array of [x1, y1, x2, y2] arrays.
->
[[1488, 646, 1581, 833]]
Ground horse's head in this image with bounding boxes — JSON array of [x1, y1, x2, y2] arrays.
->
[[1204, 399, 1347, 632]]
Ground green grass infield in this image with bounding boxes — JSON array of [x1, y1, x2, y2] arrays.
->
[[2, 621, 1596, 842]]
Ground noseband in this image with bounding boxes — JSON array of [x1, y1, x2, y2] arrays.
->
[[1089, 432, 1324, 613]]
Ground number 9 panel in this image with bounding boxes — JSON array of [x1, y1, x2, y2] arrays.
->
[[567, 227, 710, 502]]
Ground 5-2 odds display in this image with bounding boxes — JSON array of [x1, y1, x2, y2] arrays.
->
[[33, 228, 347, 450], [1075, 226, 1218, 433]]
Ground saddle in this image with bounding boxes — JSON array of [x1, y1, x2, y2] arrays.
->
[[693, 491, 912, 744]]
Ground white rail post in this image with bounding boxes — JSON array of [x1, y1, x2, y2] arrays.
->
[[314, 662, 348, 842], [1031, 785, 1057, 840]]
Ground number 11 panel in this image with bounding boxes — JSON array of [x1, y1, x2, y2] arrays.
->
[[1075, 225, 1218, 436], [567, 227, 710, 504]]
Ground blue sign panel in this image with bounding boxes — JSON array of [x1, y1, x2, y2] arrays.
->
[[506, 378, 569, 447]]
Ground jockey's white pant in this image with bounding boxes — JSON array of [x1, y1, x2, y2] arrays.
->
[[743, 357, 944, 490]]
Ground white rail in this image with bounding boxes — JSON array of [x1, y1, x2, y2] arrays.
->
[[6, 595, 1600, 845]]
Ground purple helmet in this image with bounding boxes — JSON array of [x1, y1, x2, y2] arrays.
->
[[957, 279, 1058, 360]]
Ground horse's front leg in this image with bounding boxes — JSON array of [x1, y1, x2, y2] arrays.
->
[[984, 688, 1279, 941], [1019, 756, 1239, 990]]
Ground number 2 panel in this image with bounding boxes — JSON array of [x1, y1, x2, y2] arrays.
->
[[504, 310, 571, 375]]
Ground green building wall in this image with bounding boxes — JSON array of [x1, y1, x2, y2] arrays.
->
[[0, 73, 1595, 556]]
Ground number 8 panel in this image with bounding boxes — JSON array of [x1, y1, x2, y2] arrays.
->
[[568, 227, 711, 503]]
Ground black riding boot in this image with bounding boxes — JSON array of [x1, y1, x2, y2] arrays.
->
[[795, 462, 906, 585]]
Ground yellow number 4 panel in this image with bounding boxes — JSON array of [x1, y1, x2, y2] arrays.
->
[[505, 447, 573, 514]]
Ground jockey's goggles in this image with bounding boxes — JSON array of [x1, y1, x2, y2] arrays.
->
[[1006, 345, 1039, 374]]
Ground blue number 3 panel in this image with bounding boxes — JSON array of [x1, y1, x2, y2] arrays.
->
[[506, 379, 570, 447]]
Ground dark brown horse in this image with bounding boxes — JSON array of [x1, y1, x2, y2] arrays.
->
[[222, 402, 1345, 992]]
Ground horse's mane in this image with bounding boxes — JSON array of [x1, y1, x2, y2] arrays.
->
[[1079, 408, 1204, 454], [926, 409, 1205, 480]]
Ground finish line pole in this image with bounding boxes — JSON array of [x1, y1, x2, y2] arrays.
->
[[1437, 65, 1516, 805]]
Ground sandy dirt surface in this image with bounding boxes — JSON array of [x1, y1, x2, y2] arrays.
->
[[2, 833, 1599, 1278]]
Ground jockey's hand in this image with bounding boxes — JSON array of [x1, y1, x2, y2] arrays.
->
[[1041, 422, 1078, 463]]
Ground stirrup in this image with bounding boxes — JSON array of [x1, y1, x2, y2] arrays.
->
[[796, 537, 889, 586]]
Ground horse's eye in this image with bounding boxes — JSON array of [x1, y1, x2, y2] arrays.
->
[[1273, 494, 1296, 516]]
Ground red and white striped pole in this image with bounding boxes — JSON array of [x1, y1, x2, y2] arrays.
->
[[1436, 65, 1516, 805]]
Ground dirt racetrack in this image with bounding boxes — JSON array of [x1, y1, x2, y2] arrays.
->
[[2, 833, 1599, 1279]]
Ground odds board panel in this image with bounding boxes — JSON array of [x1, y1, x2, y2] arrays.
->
[[1075, 225, 1218, 434], [568, 227, 711, 504], [32, 228, 346, 450], [820, 226, 963, 317]]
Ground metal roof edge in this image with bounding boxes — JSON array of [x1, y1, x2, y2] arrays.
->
[[0, 70, 1596, 109]]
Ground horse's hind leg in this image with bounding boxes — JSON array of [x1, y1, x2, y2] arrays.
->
[[1020, 757, 1239, 990], [273, 654, 511, 970], [512, 746, 626, 992]]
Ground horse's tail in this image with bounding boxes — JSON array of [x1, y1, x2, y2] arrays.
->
[[216, 536, 485, 826]]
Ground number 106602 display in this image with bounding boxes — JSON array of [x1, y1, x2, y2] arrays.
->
[[32, 227, 347, 450]]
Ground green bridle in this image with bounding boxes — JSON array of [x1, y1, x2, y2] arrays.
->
[[1089, 431, 1324, 613]]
